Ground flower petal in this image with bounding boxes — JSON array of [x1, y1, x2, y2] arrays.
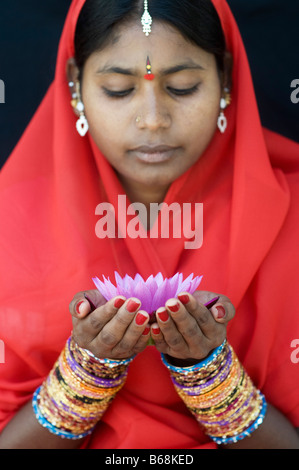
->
[[92, 276, 118, 300], [189, 275, 203, 293], [154, 272, 164, 286], [92, 272, 203, 311], [176, 273, 194, 294], [133, 281, 152, 312], [152, 278, 174, 311]]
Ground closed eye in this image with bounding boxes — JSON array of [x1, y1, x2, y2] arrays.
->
[[102, 87, 134, 98], [102, 83, 200, 98], [167, 84, 200, 96]]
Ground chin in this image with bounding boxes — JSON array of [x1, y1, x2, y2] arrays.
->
[[138, 171, 177, 188]]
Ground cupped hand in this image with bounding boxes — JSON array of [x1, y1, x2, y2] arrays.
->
[[150, 291, 235, 365], [69, 290, 150, 360]]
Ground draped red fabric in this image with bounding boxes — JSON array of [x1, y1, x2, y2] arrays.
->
[[0, 0, 298, 448]]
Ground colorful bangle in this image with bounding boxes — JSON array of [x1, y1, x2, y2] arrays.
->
[[161, 341, 267, 445], [161, 340, 227, 374], [32, 336, 132, 439]]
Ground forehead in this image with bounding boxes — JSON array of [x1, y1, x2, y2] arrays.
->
[[85, 19, 216, 71]]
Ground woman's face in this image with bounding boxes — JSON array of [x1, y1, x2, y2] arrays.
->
[[70, 20, 223, 197]]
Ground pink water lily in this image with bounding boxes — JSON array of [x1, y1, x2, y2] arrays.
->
[[92, 272, 202, 316]]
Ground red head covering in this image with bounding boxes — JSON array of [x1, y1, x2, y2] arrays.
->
[[0, 0, 298, 448]]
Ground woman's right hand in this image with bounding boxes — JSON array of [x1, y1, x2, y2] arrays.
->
[[69, 290, 150, 360]]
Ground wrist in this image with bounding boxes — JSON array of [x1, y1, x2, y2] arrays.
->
[[162, 340, 267, 445], [32, 336, 131, 440], [161, 340, 227, 373]]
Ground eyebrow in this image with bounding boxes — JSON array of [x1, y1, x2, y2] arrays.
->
[[96, 61, 205, 76]]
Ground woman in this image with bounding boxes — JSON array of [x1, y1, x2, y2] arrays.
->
[[0, 0, 298, 449]]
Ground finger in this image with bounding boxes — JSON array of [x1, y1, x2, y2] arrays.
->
[[191, 291, 236, 324], [177, 292, 223, 340], [98, 297, 141, 349], [113, 310, 150, 356], [69, 289, 108, 319], [133, 325, 151, 353], [71, 296, 127, 350], [84, 296, 126, 332], [163, 299, 202, 349], [150, 321, 166, 352], [210, 299, 236, 324], [154, 305, 188, 353]]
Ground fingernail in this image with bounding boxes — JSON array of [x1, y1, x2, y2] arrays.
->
[[157, 308, 169, 322], [178, 293, 189, 305], [142, 326, 151, 336], [126, 299, 141, 313], [215, 305, 226, 319], [135, 312, 148, 326], [152, 326, 160, 335], [167, 300, 180, 312], [114, 297, 126, 308], [76, 300, 85, 315]]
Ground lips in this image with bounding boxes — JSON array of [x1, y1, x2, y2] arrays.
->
[[129, 145, 179, 163]]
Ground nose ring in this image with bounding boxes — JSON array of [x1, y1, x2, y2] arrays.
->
[[136, 116, 141, 123]]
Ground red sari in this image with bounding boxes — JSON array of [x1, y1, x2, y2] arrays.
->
[[0, 0, 298, 448]]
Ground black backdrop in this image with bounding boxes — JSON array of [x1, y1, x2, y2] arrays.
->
[[0, 0, 298, 169]]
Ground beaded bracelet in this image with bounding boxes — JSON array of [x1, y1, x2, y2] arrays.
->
[[32, 336, 133, 439], [161, 341, 267, 445]]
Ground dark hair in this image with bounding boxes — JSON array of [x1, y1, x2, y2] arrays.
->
[[75, 0, 226, 77]]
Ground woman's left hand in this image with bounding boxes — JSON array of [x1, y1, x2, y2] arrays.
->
[[151, 291, 235, 365]]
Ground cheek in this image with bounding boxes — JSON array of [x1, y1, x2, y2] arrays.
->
[[183, 99, 219, 142], [85, 106, 125, 152], [180, 95, 220, 162]]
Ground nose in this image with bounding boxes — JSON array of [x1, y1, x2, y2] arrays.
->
[[136, 86, 171, 131]]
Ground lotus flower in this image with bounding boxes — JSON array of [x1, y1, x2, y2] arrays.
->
[[92, 272, 202, 318]]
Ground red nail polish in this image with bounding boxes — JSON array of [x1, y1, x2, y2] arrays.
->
[[178, 294, 189, 305], [135, 312, 148, 326], [152, 327, 160, 335], [114, 297, 125, 308], [76, 301, 85, 314], [142, 326, 151, 336], [167, 301, 180, 312], [157, 309, 169, 322], [126, 299, 140, 313], [216, 305, 226, 319]]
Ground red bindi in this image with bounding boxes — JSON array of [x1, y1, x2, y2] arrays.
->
[[144, 56, 155, 80]]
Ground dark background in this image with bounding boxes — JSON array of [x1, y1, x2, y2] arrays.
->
[[0, 0, 298, 169]]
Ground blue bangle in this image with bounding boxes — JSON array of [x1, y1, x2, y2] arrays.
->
[[160, 340, 227, 373], [32, 387, 93, 440], [82, 346, 135, 367], [209, 394, 268, 445]]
